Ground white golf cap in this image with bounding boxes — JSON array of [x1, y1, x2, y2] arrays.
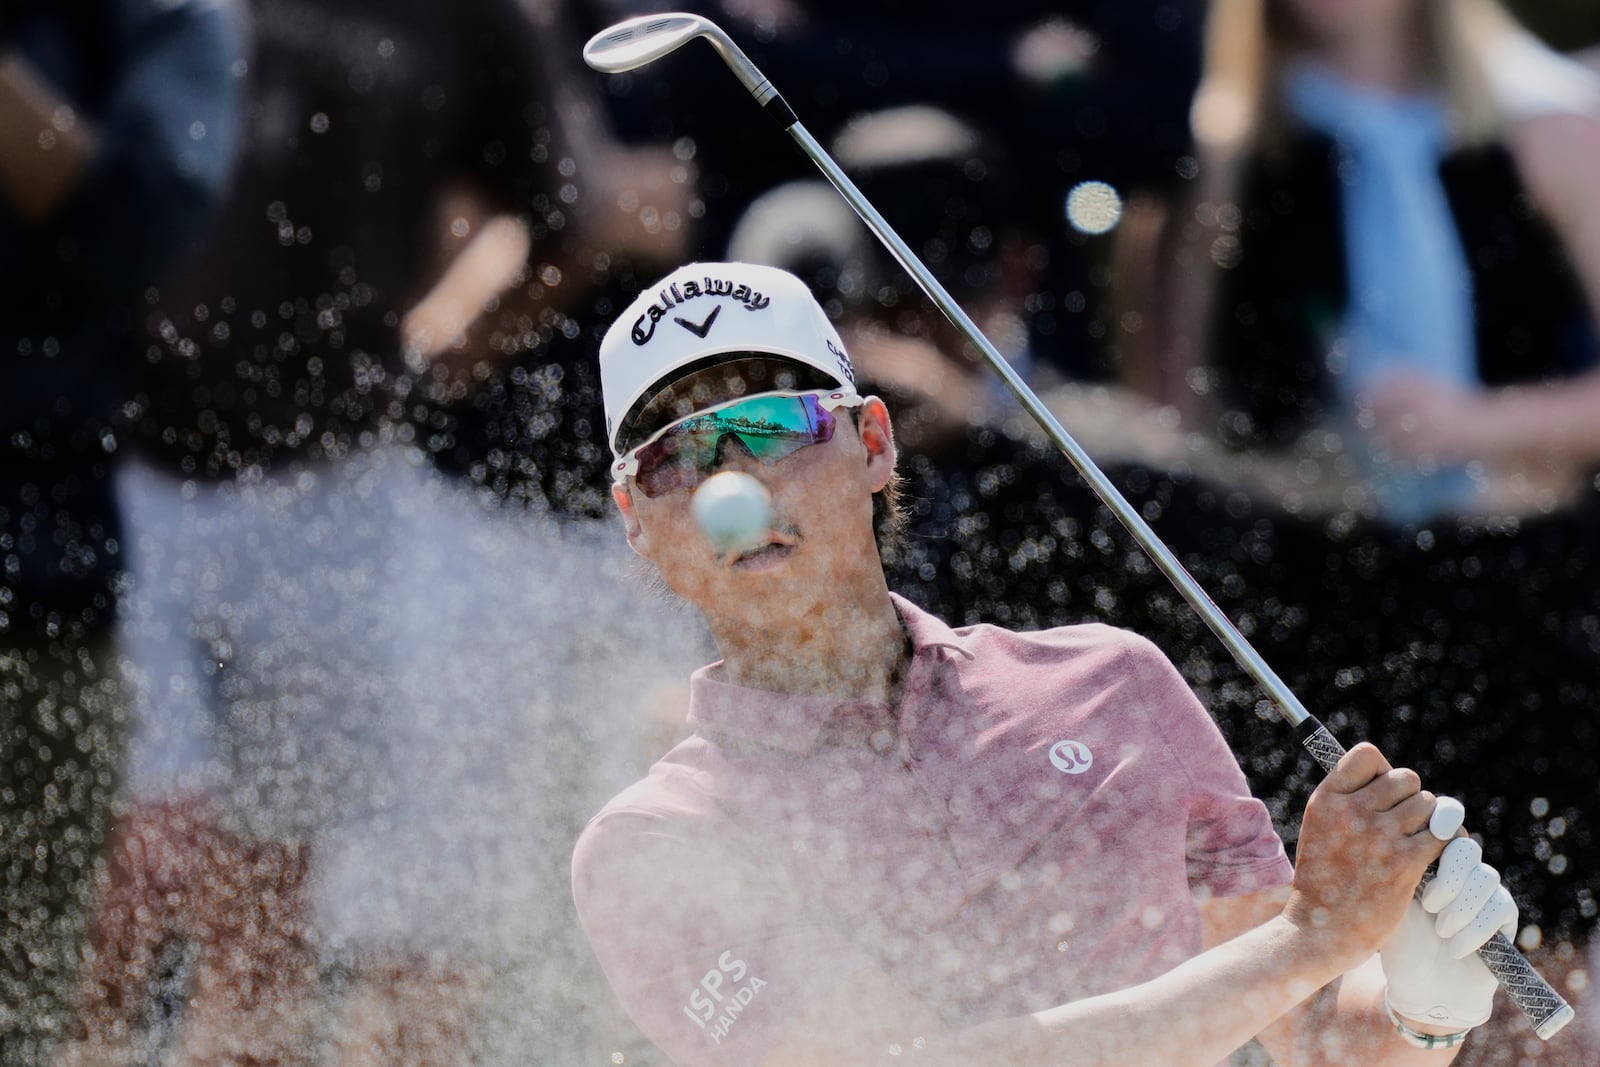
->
[[599, 261, 856, 453]]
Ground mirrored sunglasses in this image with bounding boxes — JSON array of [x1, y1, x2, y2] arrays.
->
[[614, 390, 864, 498]]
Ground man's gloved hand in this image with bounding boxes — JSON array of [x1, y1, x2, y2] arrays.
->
[[1381, 819, 1518, 1030]]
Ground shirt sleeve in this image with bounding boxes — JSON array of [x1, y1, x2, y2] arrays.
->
[[572, 793, 880, 1067], [1129, 636, 1294, 898]]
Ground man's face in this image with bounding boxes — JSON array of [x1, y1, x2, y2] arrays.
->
[[611, 367, 897, 630]]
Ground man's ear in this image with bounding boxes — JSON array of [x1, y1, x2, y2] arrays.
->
[[857, 396, 897, 492], [611, 483, 646, 554]]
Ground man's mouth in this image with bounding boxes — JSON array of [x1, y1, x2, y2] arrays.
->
[[726, 531, 799, 569]]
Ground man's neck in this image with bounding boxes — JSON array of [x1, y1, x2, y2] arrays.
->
[[710, 585, 910, 704]]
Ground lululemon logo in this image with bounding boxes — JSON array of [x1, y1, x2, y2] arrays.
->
[[1049, 740, 1093, 775]]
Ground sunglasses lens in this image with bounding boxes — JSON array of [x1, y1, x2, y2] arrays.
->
[[631, 394, 840, 497], [633, 434, 700, 497]]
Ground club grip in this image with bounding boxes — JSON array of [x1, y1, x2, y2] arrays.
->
[[1295, 719, 1574, 1039]]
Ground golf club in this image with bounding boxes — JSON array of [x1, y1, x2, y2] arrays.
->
[[583, 12, 1575, 1039]]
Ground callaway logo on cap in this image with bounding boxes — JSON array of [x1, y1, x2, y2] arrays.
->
[[598, 261, 857, 454]]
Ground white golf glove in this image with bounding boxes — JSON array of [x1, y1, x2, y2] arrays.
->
[[1380, 813, 1518, 1030]]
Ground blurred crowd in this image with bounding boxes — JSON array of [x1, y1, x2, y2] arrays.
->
[[2, 0, 1598, 1065]]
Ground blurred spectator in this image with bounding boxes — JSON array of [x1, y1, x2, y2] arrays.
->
[[424, 0, 700, 520], [1136, 0, 1600, 1059], [1175, 0, 1600, 524], [0, 1, 242, 1062], [65, 1, 702, 1064], [582, 0, 1207, 378]]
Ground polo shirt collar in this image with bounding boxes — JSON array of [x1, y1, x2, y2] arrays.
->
[[684, 594, 972, 754], [890, 592, 971, 660]]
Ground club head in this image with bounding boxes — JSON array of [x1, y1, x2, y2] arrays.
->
[[583, 13, 713, 73]]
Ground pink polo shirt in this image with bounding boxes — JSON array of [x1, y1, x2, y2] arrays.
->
[[572, 595, 1291, 1066]]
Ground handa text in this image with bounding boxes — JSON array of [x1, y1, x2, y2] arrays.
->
[[682, 950, 769, 1046]]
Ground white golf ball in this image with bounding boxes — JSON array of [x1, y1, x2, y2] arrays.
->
[[692, 471, 774, 552]]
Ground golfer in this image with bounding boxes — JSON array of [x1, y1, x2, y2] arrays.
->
[[573, 262, 1518, 1066]]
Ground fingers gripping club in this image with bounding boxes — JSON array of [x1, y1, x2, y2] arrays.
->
[[1300, 724, 1572, 1038]]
